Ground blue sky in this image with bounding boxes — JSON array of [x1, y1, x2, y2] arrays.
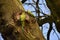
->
[[0, 34, 4, 40], [0, 0, 60, 40]]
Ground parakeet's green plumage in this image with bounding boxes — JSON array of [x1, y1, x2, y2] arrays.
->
[[20, 11, 35, 31], [20, 12, 26, 31], [20, 12, 26, 21]]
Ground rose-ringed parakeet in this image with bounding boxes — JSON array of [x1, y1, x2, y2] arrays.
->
[[20, 12, 26, 31]]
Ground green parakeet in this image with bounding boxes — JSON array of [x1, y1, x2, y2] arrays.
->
[[20, 12, 26, 31], [20, 12, 26, 21]]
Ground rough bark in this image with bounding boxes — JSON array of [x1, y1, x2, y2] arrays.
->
[[0, 0, 45, 40]]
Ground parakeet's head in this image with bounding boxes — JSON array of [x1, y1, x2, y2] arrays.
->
[[20, 12, 26, 21]]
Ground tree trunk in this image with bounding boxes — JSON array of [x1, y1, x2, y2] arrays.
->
[[0, 0, 45, 40]]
